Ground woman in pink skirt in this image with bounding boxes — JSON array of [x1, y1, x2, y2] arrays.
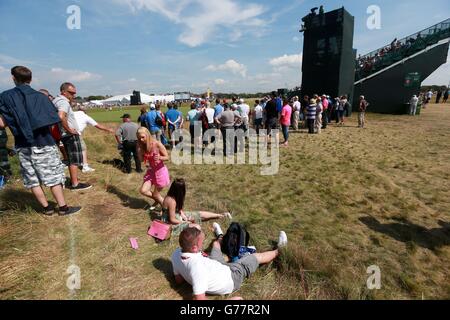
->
[[137, 127, 170, 208]]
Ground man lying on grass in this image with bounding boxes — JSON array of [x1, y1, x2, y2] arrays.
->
[[171, 224, 288, 300]]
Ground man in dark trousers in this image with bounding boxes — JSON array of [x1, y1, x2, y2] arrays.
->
[[0, 66, 81, 216], [115, 114, 142, 174], [436, 90, 443, 104]]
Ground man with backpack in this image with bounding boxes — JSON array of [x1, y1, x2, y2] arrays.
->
[[171, 224, 288, 300]]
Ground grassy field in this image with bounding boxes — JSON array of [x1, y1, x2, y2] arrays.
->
[[1, 103, 449, 300], [86, 104, 192, 123]]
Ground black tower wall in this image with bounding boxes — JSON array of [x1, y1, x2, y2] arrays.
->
[[301, 7, 356, 111]]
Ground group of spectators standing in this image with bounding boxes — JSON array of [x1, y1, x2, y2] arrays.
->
[[0, 66, 116, 215]]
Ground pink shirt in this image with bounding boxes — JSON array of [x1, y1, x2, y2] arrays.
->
[[280, 105, 292, 126]]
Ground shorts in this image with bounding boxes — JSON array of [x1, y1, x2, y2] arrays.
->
[[209, 246, 259, 292], [79, 135, 87, 152], [17, 145, 65, 189], [61, 135, 83, 167], [161, 211, 202, 236]]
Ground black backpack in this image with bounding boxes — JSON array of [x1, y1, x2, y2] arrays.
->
[[221, 222, 250, 260]]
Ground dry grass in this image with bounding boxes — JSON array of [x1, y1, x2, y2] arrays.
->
[[1, 103, 450, 300]]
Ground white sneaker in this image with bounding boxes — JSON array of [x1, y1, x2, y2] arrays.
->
[[213, 223, 223, 238], [278, 231, 288, 248], [82, 165, 95, 173]]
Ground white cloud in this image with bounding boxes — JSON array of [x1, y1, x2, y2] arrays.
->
[[269, 54, 302, 72], [0, 65, 11, 87], [0, 53, 31, 66], [292, 36, 300, 42], [49, 67, 102, 83], [114, 0, 266, 47], [214, 79, 227, 85], [206, 59, 247, 78]]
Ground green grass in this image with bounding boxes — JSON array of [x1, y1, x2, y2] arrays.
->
[[87, 104, 192, 123], [1, 103, 450, 300]]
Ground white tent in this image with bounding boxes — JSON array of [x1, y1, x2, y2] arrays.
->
[[102, 94, 131, 106], [94, 93, 176, 106], [87, 100, 104, 107]]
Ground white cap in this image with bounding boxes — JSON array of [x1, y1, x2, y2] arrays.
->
[[150, 103, 156, 109], [239, 98, 244, 104]]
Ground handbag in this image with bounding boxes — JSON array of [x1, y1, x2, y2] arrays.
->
[[148, 220, 172, 241]]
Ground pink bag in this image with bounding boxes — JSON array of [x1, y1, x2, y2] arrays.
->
[[148, 220, 172, 241]]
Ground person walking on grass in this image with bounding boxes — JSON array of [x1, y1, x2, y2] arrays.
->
[[171, 226, 287, 300], [358, 96, 369, 128], [0, 66, 81, 216], [137, 127, 170, 210], [74, 106, 114, 173], [443, 89, 449, 103], [53, 82, 92, 191], [280, 97, 292, 147], [115, 114, 142, 174], [161, 178, 232, 236]]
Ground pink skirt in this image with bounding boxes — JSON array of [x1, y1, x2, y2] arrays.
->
[[143, 165, 170, 188]]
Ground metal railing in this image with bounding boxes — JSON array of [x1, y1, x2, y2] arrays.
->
[[355, 18, 450, 81]]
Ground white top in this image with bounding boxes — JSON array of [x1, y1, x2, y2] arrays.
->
[[238, 104, 250, 119], [171, 248, 234, 296], [254, 105, 263, 119], [53, 95, 80, 137], [74, 111, 98, 135], [293, 101, 301, 112], [205, 108, 215, 124]]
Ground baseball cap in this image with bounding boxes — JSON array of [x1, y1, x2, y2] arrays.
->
[[120, 114, 131, 119], [150, 103, 156, 109]]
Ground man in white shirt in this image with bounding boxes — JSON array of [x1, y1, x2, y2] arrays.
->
[[237, 98, 250, 132], [171, 225, 288, 300], [409, 95, 419, 116], [292, 96, 301, 130], [74, 107, 114, 172], [253, 100, 263, 135]]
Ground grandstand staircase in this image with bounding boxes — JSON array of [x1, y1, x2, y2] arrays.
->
[[353, 18, 450, 113]]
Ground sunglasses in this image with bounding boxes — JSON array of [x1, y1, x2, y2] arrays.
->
[[66, 91, 77, 95]]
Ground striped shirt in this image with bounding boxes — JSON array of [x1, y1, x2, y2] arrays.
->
[[306, 104, 317, 120]]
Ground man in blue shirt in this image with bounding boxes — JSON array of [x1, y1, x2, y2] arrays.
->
[[214, 99, 223, 121], [145, 104, 161, 141], [166, 103, 181, 147], [0, 66, 81, 216], [276, 94, 283, 113]]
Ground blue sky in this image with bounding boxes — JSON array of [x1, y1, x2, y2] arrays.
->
[[0, 0, 449, 96]]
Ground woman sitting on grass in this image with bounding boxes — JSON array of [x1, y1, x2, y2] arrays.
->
[[137, 127, 170, 209], [161, 178, 232, 236]]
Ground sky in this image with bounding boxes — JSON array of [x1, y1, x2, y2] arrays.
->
[[0, 0, 449, 96]]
